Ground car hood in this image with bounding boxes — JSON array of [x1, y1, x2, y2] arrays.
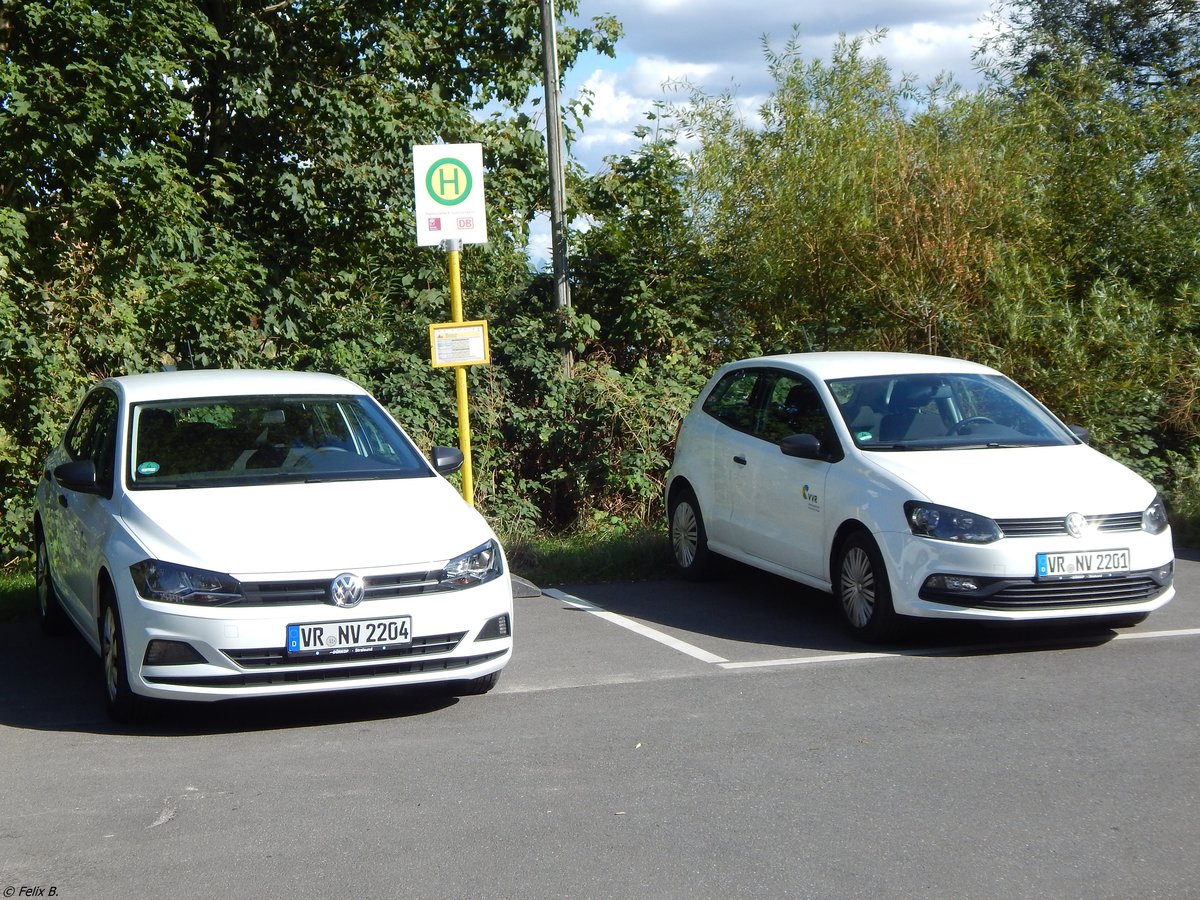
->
[[119, 477, 493, 576], [863, 443, 1156, 517]]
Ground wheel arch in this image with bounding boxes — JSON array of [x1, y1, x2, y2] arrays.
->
[[830, 518, 873, 577], [95, 566, 118, 630], [665, 475, 696, 514]]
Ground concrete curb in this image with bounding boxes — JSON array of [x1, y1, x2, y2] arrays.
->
[[511, 575, 542, 599]]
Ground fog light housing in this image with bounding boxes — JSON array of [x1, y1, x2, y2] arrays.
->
[[1151, 561, 1174, 586], [476, 614, 511, 641], [924, 574, 980, 593], [144, 640, 206, 665]]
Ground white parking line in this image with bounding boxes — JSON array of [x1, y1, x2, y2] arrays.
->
[[720, 627, 1200, 670], [543, 589, 729, 664], [542, 589, 1200, 671], [1114, 627, 1200, 641], [720, 652, 901, 670]]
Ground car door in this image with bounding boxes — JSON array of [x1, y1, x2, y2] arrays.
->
[[732, 371, 837, 581], [48, 388, 120, 629], [689, 368, 766, 548]]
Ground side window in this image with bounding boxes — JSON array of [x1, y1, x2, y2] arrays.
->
[[758, 374, 834, 447], [701, 370, 761, 434], [64, 388, 119, 495]]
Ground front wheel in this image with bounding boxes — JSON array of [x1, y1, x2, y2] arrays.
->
[[669, 487, 716, 581], [835, 531, 900, 642], [100, 591, 148, 723], [36, 534, 69, 635]]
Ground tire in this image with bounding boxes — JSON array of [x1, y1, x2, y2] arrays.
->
[[35, 533, 69, 635], [100, 590, 148, 723], [669, 487, 716, 581], [835, 530, 900, 642], [454, 669, 501, 696]]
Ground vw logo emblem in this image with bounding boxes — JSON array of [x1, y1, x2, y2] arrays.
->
[[1065, 512, 1087, 539], [330, 573, 365, 608]]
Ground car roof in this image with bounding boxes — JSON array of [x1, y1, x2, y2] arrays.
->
[[722, 352, 1002, 382], [101, 369, 369, 404]]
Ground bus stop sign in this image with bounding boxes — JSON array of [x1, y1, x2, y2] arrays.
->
[[413, 143, 488, 246]]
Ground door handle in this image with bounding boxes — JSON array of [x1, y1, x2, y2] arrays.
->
[[733, 455, 747, 466]]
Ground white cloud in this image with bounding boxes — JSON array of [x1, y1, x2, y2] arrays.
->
[[559, 1, 993, 172], [625, 55, 724, 94], [879, 19, 996, 84], [578, 69, 644, 124]]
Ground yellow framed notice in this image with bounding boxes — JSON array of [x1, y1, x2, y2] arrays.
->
[[429, 320, 490, 368]]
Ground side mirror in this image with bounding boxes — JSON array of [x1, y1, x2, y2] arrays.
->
[[430, 446, 464, 476], [1068, 425, 1090, 445], [54, 459, 100, 494], [780, 433, 823, 460]]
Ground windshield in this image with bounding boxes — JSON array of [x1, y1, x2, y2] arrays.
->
[[826, 373, 1077, 451], [128, 394, 432, 488]]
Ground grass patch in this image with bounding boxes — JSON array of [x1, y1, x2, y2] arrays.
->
[[503, 524, 673, 586], [0, 566, 34, 623]]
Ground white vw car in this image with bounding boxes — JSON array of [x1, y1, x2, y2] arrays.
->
[[666, 352, 1175, 640], [35, 369, 513, 720]]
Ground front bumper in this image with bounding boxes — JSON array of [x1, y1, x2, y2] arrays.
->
[[117, 571, 513, 702], [875, 528, 1176, 623]]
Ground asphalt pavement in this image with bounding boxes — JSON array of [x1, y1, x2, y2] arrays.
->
[[0, 554, 1197, 899]]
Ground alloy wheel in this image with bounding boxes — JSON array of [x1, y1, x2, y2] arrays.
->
[[103, 605, 121, 703], [671, 501, 699, 569], [840, 545, 876, 629]]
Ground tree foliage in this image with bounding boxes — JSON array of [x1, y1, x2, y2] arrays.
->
[[0, 0, 618, 558], [980, 0, 1200, 91], [1, 1, 1198, 562], [679, 31, 1023, 356]]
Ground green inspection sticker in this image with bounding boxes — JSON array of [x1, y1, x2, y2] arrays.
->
[[137, 461, 160, 476]]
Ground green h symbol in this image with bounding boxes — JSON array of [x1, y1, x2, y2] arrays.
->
[[427, 159, 472, 206]]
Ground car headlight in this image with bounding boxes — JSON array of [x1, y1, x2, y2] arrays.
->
[[905, 501, 1002, 544], [439, 539, 504, 589], [1143, 494, 1170, 535], [130, 560, 244, 605]]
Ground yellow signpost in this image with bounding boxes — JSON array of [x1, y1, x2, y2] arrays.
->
[[414, 144, 489, 505]]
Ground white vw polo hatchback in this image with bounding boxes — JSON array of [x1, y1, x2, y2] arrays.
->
[[35, 369, 513, 720], [666, 353, 1175, 640]]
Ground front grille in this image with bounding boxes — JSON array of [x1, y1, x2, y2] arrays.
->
[[238, 570, 443, 606], [144, 648, 507, 688], [982, 575, 1164, 608], [923, 572, 1169, 610], [996, 512, 1144, 538], [224, 632, 465, 668]]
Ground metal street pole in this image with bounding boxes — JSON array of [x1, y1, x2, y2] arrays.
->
[[444, 238, 475, 506], [539, 0, 573, 377]]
